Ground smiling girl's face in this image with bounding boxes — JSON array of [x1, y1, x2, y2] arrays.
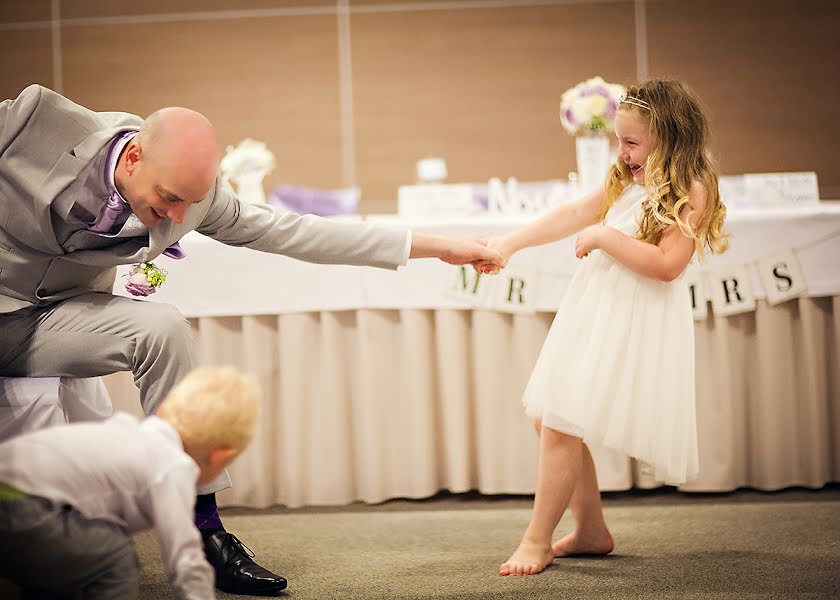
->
[[614, 109, 656, 184]]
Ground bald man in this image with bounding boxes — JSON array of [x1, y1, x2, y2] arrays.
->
[[0, 85, 502, 596]]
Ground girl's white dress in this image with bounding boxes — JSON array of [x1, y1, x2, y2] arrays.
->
[[522, 184, 698, 485]]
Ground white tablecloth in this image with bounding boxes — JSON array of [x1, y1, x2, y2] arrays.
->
[[99, 205, 840, 507], [115, 205, 840, 317]]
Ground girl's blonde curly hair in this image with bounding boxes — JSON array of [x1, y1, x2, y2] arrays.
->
[[604, 79, 729, 256]]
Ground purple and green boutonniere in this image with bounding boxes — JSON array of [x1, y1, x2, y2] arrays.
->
[[124, 262, 168, 297]]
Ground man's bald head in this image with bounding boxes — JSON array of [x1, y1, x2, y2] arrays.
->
[[137, 107, 220, 202], [114, 107, 220, 228]]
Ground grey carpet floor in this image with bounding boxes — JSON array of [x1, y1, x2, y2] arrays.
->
[[130, 487, 840, 600]]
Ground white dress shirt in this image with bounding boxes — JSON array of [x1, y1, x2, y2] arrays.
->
[[401, 230, 412, 266], [0, 413, 214, 600]]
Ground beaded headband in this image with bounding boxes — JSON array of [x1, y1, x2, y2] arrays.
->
[[619, 92, 651, 111]]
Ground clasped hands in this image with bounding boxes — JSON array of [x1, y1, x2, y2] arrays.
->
[[427, 235, 503, 271], [469, 224, 610, 275], [471, 238, 509, 275]]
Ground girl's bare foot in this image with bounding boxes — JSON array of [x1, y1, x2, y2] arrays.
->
[[499, 541, 555, 576], [552, 529, 614, 557]]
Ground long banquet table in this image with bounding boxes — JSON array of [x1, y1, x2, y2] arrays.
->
[[102, 205, 840, 508]]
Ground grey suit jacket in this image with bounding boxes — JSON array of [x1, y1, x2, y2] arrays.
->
[[0, 85, 407, 313]]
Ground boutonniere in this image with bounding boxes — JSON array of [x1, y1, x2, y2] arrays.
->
[[124, 262, 168, 297]]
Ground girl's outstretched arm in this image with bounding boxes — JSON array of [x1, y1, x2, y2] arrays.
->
[[576, 181, 708, 282], [482, 187, 606, 272]]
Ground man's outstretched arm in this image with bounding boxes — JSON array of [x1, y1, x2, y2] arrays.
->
[[409, 232, 502, 266]]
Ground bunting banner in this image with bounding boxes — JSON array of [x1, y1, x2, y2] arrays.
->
[[445, 232, 838, 319], [446, 264, 539, 313]]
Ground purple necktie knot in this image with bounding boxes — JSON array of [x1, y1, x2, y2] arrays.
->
[[90, 191, 127, 234], [163, 241, 185, 259], [88, 187, 188, 263]]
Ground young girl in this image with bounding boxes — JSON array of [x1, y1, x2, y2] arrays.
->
[[479, 79, 728, 576]]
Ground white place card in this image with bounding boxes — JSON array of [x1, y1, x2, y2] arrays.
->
[[743, 172, 819, 207]]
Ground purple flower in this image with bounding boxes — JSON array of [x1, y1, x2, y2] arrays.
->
[[125, 272, 156, 297]]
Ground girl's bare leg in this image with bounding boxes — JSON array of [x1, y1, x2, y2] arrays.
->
[[551, 443, 614, 557], [499, 426, 582, 576]]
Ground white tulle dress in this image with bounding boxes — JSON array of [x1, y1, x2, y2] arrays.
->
[[522, 184, 698, 485]]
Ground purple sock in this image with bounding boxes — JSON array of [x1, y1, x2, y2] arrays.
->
[[195, 493, 223, 534]]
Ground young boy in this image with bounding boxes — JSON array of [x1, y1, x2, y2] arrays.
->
[[0, 366, 259, 599]]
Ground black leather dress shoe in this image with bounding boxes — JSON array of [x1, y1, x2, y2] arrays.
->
[[203, 529, 287, 595]]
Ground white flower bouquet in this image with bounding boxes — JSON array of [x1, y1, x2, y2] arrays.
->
[[219, 138, 276, 181], [559, 77, 626, 136]]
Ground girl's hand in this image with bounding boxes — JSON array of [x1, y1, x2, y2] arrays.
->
[[575, 224, 608, 259]]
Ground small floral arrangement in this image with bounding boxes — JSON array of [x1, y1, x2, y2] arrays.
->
[[219, 138, 276, 181], [559, 76, 626, 136], [124, 262, 168, 297]]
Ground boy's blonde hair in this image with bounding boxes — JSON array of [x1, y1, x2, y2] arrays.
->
[[161, 366, 259, 453], [604, 79, 729, 257]]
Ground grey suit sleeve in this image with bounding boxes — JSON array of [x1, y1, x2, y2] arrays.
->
[[0, 85, 43, 157], [196, 178, 409, 270]]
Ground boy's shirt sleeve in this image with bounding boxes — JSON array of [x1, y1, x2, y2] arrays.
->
[[146, 465, 215, 600]]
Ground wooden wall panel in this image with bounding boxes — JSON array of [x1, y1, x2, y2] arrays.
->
[[646, 0, 840, 198], [60, 15, 343, 192], [351, 0, 495, 5], [0, 0, 50, 23], [351, 2, 636, 206], [0, 29, 53, 101], [2, 0, 838, 210], [61, 0, 334, 19]]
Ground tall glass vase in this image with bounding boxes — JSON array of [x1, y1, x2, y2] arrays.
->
[[575, 135, 611, 195]]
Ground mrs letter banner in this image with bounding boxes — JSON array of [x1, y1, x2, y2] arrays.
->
[[494, 266, 539, 314], [709, 265, 756, 317], [683, 271, 709, 321], [445, 265, 488, 304], [757, 250, 807, 306]]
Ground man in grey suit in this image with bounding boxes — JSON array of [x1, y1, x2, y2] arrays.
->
[[0, 84, 501, 596]]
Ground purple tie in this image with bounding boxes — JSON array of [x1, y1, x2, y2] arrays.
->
[[163, 242, 185, 259], [89, 191, 126, 234], [88, 186, 187, 260]]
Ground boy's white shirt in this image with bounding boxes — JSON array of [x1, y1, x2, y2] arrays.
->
[[0, 412, 213, 600]]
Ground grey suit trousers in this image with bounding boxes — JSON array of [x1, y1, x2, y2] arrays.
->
[[0, 494, 139, 599], [0, 292, 230, 494]]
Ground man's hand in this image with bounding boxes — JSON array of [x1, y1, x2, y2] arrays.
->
[[440, 237, 504, 266], [410, 233, 503, 268]]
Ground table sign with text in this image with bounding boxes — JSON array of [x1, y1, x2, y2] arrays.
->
[[743, 172, 819, 207]]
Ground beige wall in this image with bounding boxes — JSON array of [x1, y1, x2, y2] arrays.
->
[[1, 0, 838, 212]]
